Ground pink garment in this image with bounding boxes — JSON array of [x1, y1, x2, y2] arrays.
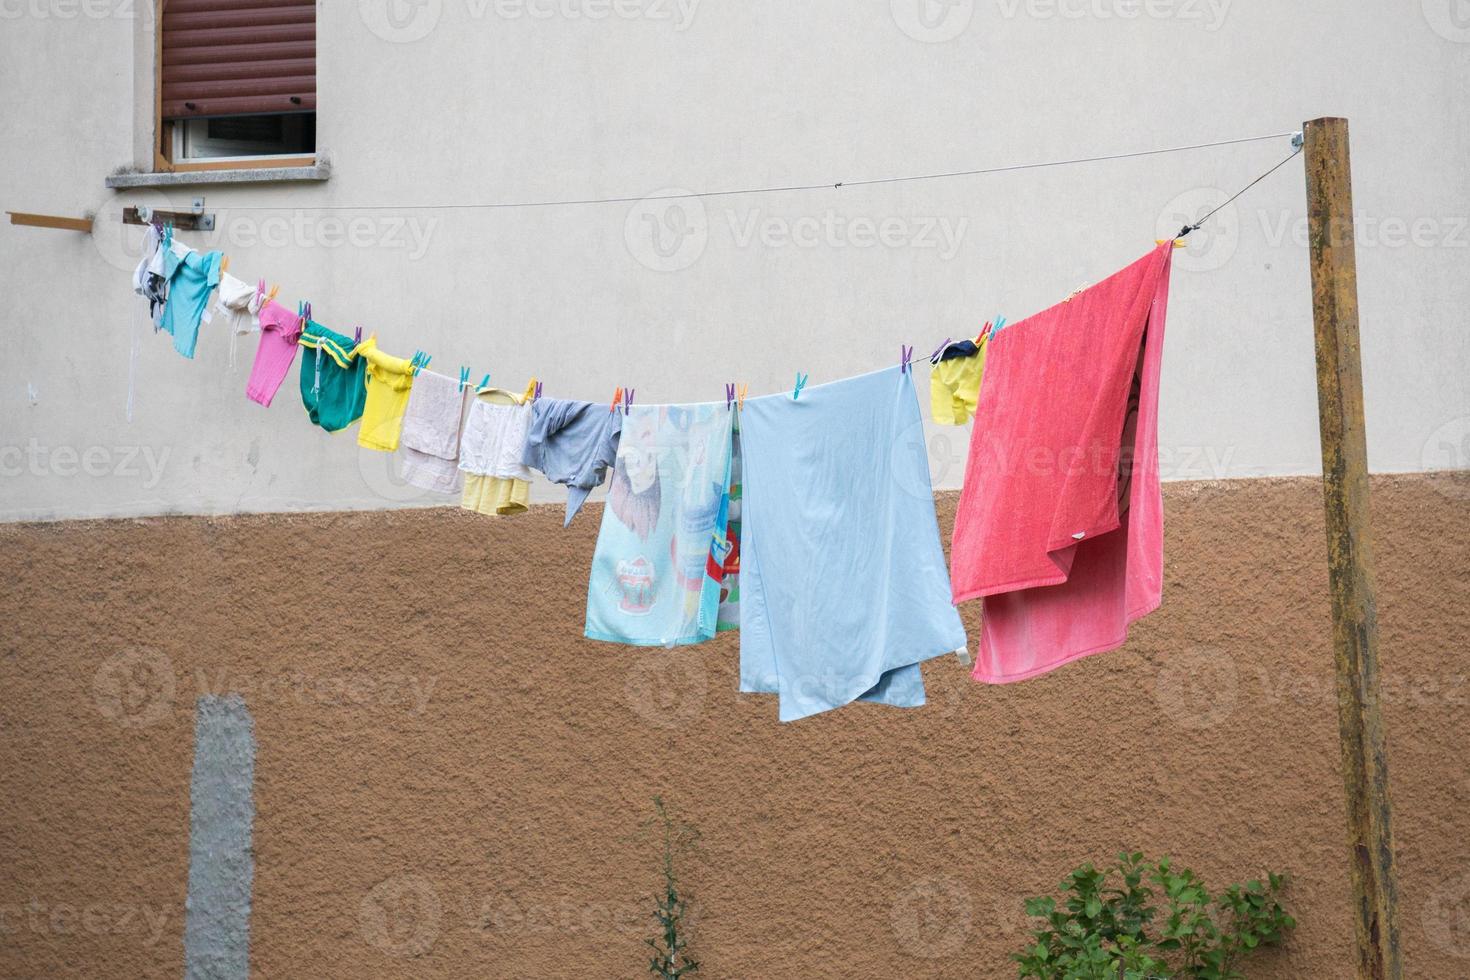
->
[[246, 299, 304, 406], [951, 243, 1175, 683]]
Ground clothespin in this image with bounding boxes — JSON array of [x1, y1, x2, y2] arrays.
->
[[792, 372, 809, 400], [459, 366, 470, 392], [900, 345, 914, 374], [737, 383, 748, 411], [1155, 238, 1188, 249], [479, 373, 491, 389], [221, 254, 230, 273], [266, 283, 279, 303], [254, 278, 265, 304], [609, 386, 623, 414], [623, 388, 635, 414], [725, 383, 736, 410], [992, 316, 1006, 334], [928, 337, 952, 364], [353, 326, 362, 344], [533, 381, 543, 402], [302, 301, 311, 325]]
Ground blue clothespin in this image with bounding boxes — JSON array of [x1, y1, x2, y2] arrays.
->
[[993, 315, 1007, 334], [929, 337, 952, 363], [459, 366, 470, 392], [792, 372, 809, 400], [900, 345, 914, 374], [623, 388, 635, 414], [725, 383, 735, 410], [478, 373, 491, 390], [419, 352, 431, 374]]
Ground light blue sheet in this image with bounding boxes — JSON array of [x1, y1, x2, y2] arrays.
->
[[738, 366, 967, 721]]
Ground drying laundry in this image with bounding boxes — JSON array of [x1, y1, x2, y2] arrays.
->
[[298, 321, 367, 432], [713, 424, 742, 632], [929, 332, 989, 426], [399, 369, 471, 494], [159, 245, 223, 360], [246, 300, 304, 407], [459, 385, 534, 515], [950, 243, 1175, 683], [214, 272, 257, 340], [520, 397, 623, 525], [737, 367, 966, 721], [354, 337, 416, 451], [585, 404, 734, 647]]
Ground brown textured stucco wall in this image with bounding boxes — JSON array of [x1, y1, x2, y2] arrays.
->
[[2, 473, 1468, 979]]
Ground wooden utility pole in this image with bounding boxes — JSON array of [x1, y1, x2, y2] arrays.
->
[[1303, 116, 1402, 979]]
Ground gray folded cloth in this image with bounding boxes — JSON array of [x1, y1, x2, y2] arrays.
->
[[521, 398, 623, 525]]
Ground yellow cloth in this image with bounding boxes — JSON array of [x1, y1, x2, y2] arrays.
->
[[353, 337, 415, 451], [461, 473, 530, 516], [929, 334, 989, 426], [459, 382, 534, 516]]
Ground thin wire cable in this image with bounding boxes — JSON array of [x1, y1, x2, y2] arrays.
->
[[218, 130, 1301, 212], [1178, 142, 1303, 237]]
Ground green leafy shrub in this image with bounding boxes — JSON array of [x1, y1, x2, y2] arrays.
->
[[1014, 852, 1295, 979], [645, 797, 699, 979]]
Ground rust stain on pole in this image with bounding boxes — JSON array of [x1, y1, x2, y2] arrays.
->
[[1303, 116, 1402, 979]]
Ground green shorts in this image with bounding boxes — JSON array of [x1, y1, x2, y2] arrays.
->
[[298, 322, 367, 432]]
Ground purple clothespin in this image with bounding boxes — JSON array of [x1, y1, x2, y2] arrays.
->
[[622, 388, 635, 414], [929, 337, 952, 364], [900, 345, 914, 374], [725, 383, 736, 410], [353, 326, 362, 344], [533, 381, 543, 402]]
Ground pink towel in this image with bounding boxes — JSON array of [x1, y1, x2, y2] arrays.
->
[[951, 243, 1175, 683]]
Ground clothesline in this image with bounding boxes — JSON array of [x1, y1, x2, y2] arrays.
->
[[134, 132, 1304, 421], [207, 131, 1302, 212]]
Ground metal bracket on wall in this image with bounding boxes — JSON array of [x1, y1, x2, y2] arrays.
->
[[124, 196, 215, 231]]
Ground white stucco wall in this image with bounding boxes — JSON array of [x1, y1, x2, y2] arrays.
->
[[2, 0, 1467, 521]]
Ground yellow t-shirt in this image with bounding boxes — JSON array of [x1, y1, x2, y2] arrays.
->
[[929, 334, 989, 426], [353, 337, 415, 451]]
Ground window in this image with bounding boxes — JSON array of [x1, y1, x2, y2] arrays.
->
[[156, 0, 316, 170]]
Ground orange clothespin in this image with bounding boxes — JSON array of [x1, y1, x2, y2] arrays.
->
[[736, 383, 748, 411], [265, 283, 280, 303], [609, 386, 623, 414], [221, 254, 230, 272]]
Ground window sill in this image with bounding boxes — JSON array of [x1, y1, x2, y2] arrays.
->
[[105, 161, 330, 189]]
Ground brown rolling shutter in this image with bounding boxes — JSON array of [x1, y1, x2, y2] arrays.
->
[[160, 0, 315, 119]]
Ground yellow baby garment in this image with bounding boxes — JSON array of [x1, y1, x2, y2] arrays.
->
[[354, 337, 415, 451], [929, 333, 989, 426]]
